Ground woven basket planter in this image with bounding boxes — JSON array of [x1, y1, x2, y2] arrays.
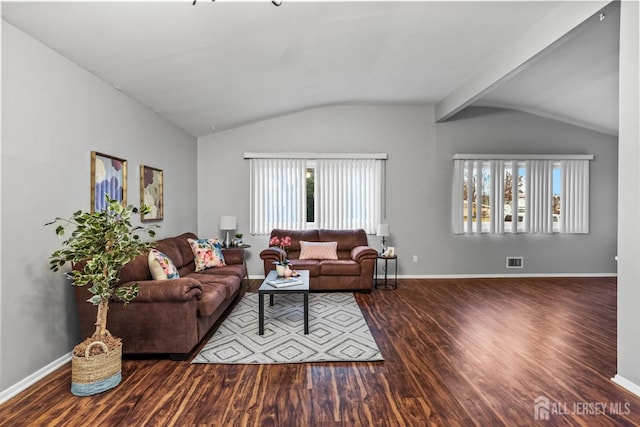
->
[[71, 341, 122, 396]]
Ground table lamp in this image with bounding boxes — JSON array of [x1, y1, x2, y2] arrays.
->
[[219, 216, 237, 248], [376, 223, 390, 254]]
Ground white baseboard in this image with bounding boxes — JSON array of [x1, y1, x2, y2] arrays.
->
[[249, 273, 617, 280], [0, 351, 72, 405], [612, 374, 640, 398]]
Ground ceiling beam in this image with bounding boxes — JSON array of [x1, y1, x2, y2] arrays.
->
[[434, 0, 612, 123]]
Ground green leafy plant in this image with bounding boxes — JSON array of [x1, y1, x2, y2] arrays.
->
[[47, 196, 158, 348]]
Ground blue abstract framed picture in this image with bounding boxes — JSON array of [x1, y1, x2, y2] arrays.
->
[[91, 151, 127, 212]]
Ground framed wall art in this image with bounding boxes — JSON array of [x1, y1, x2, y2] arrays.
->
[[91, 151, 127, 212], [140, 164, 164, 221]]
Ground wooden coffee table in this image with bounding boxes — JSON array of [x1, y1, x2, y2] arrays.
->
[[258, 270, 310, 335]]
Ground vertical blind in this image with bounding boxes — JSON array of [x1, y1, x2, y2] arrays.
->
[[452, 154, 592, 235], [527, 160, 554, 234], [250, 158, 306, 234], [248, 154, 385, 235], [561, 160, 590, 233], [315, 159, 382, 233]]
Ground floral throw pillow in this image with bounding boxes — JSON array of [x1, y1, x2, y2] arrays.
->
[[187, 238, 226, 272], [148, 249, 180, 280]]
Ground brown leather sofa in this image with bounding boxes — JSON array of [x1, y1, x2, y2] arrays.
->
[[260, 229, 378, 292], [73, 232, 246, 360]]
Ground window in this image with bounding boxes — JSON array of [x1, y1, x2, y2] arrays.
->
[[246, 153, 386, 234], [306, 166, 315, 224], [452, 154, 592, 234]]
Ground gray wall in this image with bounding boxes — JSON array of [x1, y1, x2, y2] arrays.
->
[[616, 0, 640, 392], [1, 22, 198, 391], [197, 104, 435, 274], [197, 104, 617, 278], [437, 108, 617, 275]]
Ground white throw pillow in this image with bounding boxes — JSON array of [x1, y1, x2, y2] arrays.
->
[[148, 249, 180, 280]]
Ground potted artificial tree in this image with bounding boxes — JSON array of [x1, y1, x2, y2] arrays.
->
[[47, 196, 157, 396]]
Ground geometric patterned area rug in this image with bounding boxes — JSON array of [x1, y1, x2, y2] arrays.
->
[[191, 292, 384, 364]]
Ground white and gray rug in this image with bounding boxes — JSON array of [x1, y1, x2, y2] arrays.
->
[[192, 292, 384, 364]]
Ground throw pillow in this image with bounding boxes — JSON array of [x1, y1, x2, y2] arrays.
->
[[148, 249, 180, 280], [187, 238, 226, 272], [299, 241, 338, 260]]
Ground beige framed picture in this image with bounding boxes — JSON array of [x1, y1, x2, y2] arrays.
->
[[140, 165, 163, 221]]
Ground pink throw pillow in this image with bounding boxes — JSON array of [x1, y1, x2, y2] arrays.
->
[[299, 241, 338, 260]]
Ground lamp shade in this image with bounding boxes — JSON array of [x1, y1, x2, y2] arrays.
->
[[376, 224, 390, 237], [219, 216, 237, 230]]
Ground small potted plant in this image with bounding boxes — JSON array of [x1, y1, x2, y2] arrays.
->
[[47, 196, 157, 396], [234, 233, 243, 247]]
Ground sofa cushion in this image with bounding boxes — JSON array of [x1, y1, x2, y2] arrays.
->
[[188, 238, 226, 272], [148, 232, 200, 273], [148, 249, 180, 280], [288, 259, 320, 276], [197, 283, 227, 317], [192, 264, 246, 281], [270, 229, 319, 252], [118, 253, 152, 283], [319, 260, 361, 276], [317, 229, 368, 251], [299, 241, 338, 260], [191, 275, 241, 299]]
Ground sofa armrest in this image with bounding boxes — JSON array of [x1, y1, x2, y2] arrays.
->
[[116, 278, 203, 303], [260, 247, 286, 262], [222, 248, 245, 265], [351, 246, 379, 263]]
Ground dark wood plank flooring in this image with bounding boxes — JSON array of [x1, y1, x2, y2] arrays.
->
[[2, 277, 640, 426]]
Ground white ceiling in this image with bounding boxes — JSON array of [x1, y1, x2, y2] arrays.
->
[[1, 1, 619, 138], [473, 1, 619, 136]]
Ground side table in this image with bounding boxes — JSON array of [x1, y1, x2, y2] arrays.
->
[[224, 244, 251, 288], [375, 255, 397, 290]]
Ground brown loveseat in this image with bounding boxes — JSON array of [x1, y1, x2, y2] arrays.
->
[[260, 229, 378, 292], [74, 232, 246, 360]]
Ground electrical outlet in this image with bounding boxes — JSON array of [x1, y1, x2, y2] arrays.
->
[[412, 255, 418, 263]]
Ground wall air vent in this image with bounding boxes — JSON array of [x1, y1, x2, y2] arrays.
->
[[506, 257, 524, 268]]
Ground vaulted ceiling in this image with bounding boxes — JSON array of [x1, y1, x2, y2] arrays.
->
[[1, 1, 619, 138]]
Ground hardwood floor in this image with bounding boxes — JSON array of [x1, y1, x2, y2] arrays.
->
[[2, 277, 640, 426]]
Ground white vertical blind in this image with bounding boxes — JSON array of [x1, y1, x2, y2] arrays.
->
[[512, 161, 520, 233], [526, 160, 554, 234], [315, 159, 382, 234], [492, 160, 505, 234], [249, 155, 385, 235], [249, 158, 306, 234], [452, 155, 591, 235], [465, 161, 473, 232], [452, 159, 465, 234], [474, 160, 482, 233], [561, 159, 589, 234]]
